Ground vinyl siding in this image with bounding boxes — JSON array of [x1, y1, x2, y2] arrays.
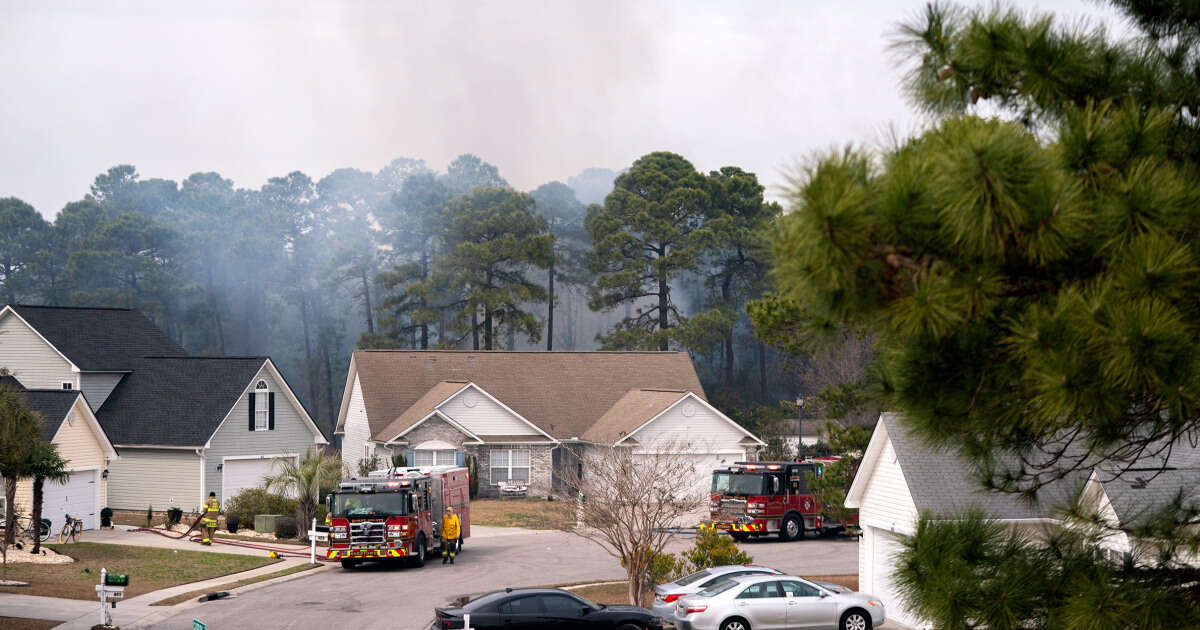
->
[[205, 365, 323, 501], [107, 449, 203, 512], [79, 373, 125, 412], [858, 436, 919, 533], [626, 398, 747, 452], [438, 386, 539, 436], [340, 374, 373, 474], [0, 311, 76, 389], [9, 398, 110, 517]]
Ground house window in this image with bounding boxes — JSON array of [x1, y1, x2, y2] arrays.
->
[[61, 382, 73, 391], [414, 450, 456, 467], [254, 380, 269, 430], [490, 449, 530, 484]]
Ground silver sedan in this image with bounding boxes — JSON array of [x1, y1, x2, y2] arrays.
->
[[672, 574, 885, 630], [652, 565, 783, 621]]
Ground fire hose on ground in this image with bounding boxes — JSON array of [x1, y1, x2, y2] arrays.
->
[[131, 515, 337, 562]]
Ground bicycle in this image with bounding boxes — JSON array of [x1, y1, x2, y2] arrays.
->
[[59, 514, 84, 543], [0, 514, 52, 543]]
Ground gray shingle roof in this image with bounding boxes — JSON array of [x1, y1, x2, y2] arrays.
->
[[0, 374, 80, 441], [26, 390, 82, 442], [97, 357, 266, 447], [881, 413, 1083, 520], [8, 305, 187, 371], [1099, 468, 1200, 527]]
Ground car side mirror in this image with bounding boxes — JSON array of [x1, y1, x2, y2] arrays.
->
[[581, 607, 593, 615], [819, 591, 829, 598]]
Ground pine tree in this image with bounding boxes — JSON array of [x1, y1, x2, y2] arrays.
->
[[767, 2, 1200, 626], [587, 152, 714, 351]]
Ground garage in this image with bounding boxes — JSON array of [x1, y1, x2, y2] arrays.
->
[[222, 455, 296, 501], [871, 527, 919, 628], [44, 469, 99, 532]]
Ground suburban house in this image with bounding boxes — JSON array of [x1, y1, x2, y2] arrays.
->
[[845, 413, 1078, 629], [769, 418, 844, 453], [0, 304, 327, 522], [335, 350, 764, 498], [0, 375, 119, 531], [1078, 466, 1200, 565]]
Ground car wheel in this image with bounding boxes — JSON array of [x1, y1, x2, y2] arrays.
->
[[720, 617, 751, 630], [841, 609, 871, 630], [729, 531, 750, 541], [618, 624, 641, 630], [779, 514, 803, 541], [340, 559, 358, 570]]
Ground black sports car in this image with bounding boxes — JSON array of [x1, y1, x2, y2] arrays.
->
[[433, 587, 664, 630]]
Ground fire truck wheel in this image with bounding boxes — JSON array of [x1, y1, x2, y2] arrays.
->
[[410, 535, 427, 567], [340, 559, 359, 570], [779, 514, 803, 541], [729, 531, 750, 542]]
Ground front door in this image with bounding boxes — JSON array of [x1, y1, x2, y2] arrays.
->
[[733, 581, 788, 630], [780, 579, 838, 629]]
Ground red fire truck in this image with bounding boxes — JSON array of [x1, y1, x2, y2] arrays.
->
[[708, 460, 854, 541], [326, 466, 470, 569]]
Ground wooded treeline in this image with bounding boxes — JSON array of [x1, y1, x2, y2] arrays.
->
[[0, 152, 855, 436]]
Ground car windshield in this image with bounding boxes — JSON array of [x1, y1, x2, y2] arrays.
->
[[697, 580, 740, 597], [332, 492, 411, 516], [712, 473, 767, 496], [675, 570, 712, 586]]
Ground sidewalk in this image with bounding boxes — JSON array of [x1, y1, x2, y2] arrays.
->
[[0, 557, 330, 629]]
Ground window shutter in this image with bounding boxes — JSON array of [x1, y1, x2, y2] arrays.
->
[[268, 393, 276, 430], [248, 393, 256, 431], [455, 451, 465, 467], [405, 450, 415, 467]]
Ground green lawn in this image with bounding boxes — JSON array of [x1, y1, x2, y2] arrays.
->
[[151, 563, 319, 606], [0, 543, 280, 600]]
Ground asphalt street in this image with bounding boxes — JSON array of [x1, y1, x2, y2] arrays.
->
[[147, 528, 859, 630]]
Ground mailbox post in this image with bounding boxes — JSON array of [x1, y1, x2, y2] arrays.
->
[[95, 568, 128, 627]]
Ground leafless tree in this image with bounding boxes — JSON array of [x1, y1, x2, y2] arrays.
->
[[555, 442, 709, 606]]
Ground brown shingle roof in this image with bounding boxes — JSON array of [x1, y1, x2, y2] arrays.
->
[[346, 350, 706, 441], [374, 381, 470, 442], [580, 388, 688, 443]]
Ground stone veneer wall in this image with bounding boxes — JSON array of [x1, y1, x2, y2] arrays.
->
[[466, 444, 554, 498], [400, 416, 471, 453]]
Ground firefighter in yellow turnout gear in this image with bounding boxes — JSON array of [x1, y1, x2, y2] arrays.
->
[[201, 492, 220, 545], [441, 506, 460, 564]]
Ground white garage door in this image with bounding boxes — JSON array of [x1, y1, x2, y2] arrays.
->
[[222, 456, 295, 501], [44, 469, 98, 532], [872, 528, 920, 628]]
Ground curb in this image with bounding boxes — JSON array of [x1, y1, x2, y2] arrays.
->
[[128, 562, 334, 628]]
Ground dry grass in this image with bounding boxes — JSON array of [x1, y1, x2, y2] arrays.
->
[[150, 563, 319, 606], [0, 543, 279, 600], [469, 498, 570, 529], [565, 574, 859, 606], [567, 581, 634, 605], [0, 617, 59, 630]]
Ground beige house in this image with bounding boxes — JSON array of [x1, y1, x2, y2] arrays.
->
[[335, 350, 764, 498], [0, 375, 119, 531]]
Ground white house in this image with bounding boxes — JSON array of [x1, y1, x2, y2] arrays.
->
[[335, 350, 764, 498], [845, 413, 1074, 629]]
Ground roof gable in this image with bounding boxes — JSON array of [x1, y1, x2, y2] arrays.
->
[[6, 305, 186, 370], [350, 350, 707, 440], [1096, 468, 1200, 527], [851, 413, 1080, 521]]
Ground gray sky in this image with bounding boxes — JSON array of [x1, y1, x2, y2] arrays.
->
[[1, 0, 1125, 218]]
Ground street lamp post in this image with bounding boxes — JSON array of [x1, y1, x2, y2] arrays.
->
[[795, 396, 805, 461]]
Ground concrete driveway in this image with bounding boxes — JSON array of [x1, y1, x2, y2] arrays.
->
[[146, 527, 859, 630]]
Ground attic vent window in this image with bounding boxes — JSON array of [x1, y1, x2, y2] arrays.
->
[[682, 402, 697, 417], [61, 382, 73, 391], [462, 393, 479, 408]]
